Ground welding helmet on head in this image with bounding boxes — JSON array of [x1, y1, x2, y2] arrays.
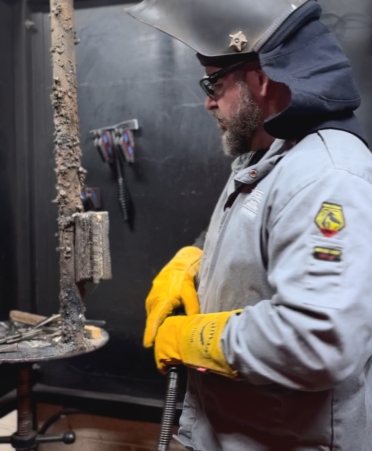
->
[[127, 0, 311, 58], [127, 0, 365, 145]]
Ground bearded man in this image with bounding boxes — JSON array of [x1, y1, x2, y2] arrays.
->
[[128, 1, 372, 450]]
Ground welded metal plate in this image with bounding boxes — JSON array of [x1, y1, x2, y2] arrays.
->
[[0, 330, 109, 364]]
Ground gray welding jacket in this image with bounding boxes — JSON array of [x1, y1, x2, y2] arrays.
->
[[175, 130, 372, 451]]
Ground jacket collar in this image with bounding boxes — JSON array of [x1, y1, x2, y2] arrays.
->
[[232, 139, 296, 187]]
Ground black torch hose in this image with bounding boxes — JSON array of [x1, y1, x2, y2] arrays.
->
[[117, 175, 129, 222], [115, 148, 130, 222], [157, 367, 179, 451]]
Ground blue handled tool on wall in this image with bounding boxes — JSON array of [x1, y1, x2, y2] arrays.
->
[[90, 119, 139, 225]]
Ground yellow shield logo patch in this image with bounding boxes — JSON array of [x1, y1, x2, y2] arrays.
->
[[315, 202, 345, 237]]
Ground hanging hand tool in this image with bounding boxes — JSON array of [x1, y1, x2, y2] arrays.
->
[[115, 142, 131, 223], [90, 119, 139, 225], [114, 127, 135, 164], [94, 129, 116, 164]]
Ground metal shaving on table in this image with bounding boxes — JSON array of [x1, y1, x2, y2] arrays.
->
[[0, 312, 98, 354]]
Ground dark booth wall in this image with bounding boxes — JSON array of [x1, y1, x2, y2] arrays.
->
[[1, 0, 371, 417], [321, 0, 372, 142], [0, 1, 16, 325], [0, 0, 20, 403]]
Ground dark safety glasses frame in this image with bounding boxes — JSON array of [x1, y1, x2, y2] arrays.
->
[[199, 60, 249, 97]]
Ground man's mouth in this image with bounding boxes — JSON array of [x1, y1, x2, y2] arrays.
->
[[218, 120, 227, 131], [212, 110, 227, 131]]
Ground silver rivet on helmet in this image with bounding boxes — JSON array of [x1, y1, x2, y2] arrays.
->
[[229, 31, 248, 52]]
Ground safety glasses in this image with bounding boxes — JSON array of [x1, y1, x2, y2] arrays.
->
[[199, 60, 248, 97]]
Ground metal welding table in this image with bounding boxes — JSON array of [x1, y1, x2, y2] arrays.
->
[[0, 330, 109, 451]]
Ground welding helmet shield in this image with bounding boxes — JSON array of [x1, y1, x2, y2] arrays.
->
[[127, 0, 311, 58]]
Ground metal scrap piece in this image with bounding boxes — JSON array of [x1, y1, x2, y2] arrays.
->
[[34, 314, 61, 329], [0, 344, 18, 353], [75, 211, 112, 284]]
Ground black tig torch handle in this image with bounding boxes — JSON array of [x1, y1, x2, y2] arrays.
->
[[157, 366, 179, 451], [115, 145, 130, 223], [118, 176, 129, 222]]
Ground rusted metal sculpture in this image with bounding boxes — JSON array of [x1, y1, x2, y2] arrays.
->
[[49, 0, 86, 345]]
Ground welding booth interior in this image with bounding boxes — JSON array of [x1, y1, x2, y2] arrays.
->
[[0, 0, 371, 426]]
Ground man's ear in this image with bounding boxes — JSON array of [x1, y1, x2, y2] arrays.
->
[[257, 70, 270, 97], [244, 69, 270, 98]]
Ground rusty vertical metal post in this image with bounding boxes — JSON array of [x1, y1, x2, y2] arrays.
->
[[49, 0, 85, 345]]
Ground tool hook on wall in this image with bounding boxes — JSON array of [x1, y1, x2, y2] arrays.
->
[[90, 119, 139, 227]]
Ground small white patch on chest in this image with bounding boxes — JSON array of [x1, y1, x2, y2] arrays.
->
[[243, 189, 264, 217]]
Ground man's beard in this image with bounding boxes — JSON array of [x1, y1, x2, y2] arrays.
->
[[213, 82, 263, 157]]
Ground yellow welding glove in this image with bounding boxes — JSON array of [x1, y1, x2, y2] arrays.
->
[[143, 246, 203, 348], [154, 311, 242, 378]]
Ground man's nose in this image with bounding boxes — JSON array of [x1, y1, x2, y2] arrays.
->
[[204, 95, 218, 111]]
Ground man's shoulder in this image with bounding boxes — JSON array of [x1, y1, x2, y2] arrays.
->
[[316, 130, 372, 180], [274, 130, 372, 185], [266, 131, 372, 212], [292, 130, 372, 181]]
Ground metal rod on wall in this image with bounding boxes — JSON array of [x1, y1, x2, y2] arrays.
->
[[49, 0, 85, 345]]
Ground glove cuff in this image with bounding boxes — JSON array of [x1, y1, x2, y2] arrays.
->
[[179, 311, 242, 378]]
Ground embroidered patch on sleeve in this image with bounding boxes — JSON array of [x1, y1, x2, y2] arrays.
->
[[313, 247, 342, 262], [315, 202, 345, 237]]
